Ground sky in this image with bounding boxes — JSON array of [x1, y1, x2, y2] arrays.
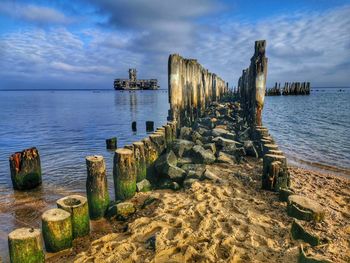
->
[[0, 0, 349, 89]]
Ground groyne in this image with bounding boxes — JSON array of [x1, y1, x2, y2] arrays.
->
[[6, 40, 343, 262], [267, 82, 311, 96]]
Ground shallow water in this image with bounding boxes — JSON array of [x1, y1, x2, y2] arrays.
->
[[0, 88, 349, 260], [263, 88, 350, 175]]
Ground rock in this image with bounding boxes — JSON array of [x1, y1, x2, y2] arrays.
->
[[106, 201, 136, 220], [172, 139, 194, 158], [198, 117, 215, 129], [145, 235, 156, 251], [291, 220, 320, 246], [203, 143, 216, 155], [217, 152, 235, 165], [159, 180, 180, 191], [177, 157, 193, 166], [136, 179, 151, 192], [212, 128, 236, 140], [287, 195, 325, 222], [279, 187, 295, 202], [196, 127, 210, 136], [179, 127, 192, 140], [238, 127, 250, 142], [154, 150, 177, 173], [201, 136, 213, 144], [191, 131, 202, 143], [213, 137, 241, 149], [202, 169, 222, 183], [183, 178, 199, 188], [165, 165, 186, 182], [299, 245, 332, 263], [191, 145, 216, 164], [182, 164, 206, 179], [244, 140, 258, 158], [142, 196, 159, 208]]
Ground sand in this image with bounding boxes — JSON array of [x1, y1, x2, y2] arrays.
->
[[59, 158, 350, 263]]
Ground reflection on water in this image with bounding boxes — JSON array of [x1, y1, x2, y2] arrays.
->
[[0, 90, 169, 260]]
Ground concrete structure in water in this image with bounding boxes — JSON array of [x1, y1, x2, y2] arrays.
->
[[114, 69, 159, 90]]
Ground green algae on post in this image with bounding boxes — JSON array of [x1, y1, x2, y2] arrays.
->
[[113, 148, 136, 200], [133, 141, 147, 182], [42, 208, 72, 253], [57, 195, 90, 238], [9, 147, 42, 190], [86, 155, 110, 220], [8, 228, 44, 263]]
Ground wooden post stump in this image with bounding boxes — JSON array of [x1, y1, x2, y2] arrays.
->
[[268, 149, 284, 156], [262, 154, 289, 191], [132, 121, 137, 132], [106, 137, 117, 150], [142, 137, 159, 181], [8, 228, 44, 263], [86, 155, 109, 220], [9, 147, 42, 190], [263, 143, 279, 156], [57, 195, 90, 238], [133, 142, 147, 182], [146, 121, 154, 132], [150, 133, 165, 153], [113, 148, 136, 200], [42, 208, 72, 252]]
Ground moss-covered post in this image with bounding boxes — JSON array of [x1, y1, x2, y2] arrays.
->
[[56, 195, 90, 238], [8, 228, 44, 263], [262, 154, 289, 191], [133, 141, 147, 182], [9, 147, 42, 190], [146, 121, 154, 132], [85, 155, 109, 220], [142, 137, 159, 181], [42, 208, 72, 252], [113, 148, 136, 200], [106, 137, 117, 150], [163, 124, 173, 146]]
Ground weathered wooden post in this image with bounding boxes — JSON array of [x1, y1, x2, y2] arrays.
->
[[113, 148, 136, 200], [146, 121, 154, 132], [132, 121, 137, 132], [263, 143, 279, 155], [106, 137, 117, 150], [56, 195, 90, 238], [262, 154, 289, 191], [133, 141, 147, 182], [150, 133, 165, 154], [9, 147, 42, 190], [163, 124, 173, 146], [85, 155, 109, 220], [8, 228, 44, 263], [42, 208, 73, 252]]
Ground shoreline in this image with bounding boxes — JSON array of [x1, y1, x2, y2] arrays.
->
[[40, 162, 349, 263]]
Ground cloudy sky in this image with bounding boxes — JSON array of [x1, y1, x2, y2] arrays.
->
[[0, 0, 349, 89]]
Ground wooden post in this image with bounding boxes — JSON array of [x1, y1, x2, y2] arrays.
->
[[262, 154, 289, 191], [85, 155, 109, 220], [263, 143, 279, 155], [133, 141, 147, 182], [42, 208, 72, 252], [163, 124, 173, 146], [150, 133, 165, 154], [132, 121, 137, 132], [56, 195, 90, 238], [8, 228, 44, 263], [113, 148, 136, 200], [146, 121, 154, 132], [9, 147, 42, 190], [106, 137, 117, 149]]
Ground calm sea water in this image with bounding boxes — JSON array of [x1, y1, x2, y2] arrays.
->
[[0, 88, 349, 259]]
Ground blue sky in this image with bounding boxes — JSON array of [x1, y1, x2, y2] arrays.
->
[[0, 0, 349, 89]]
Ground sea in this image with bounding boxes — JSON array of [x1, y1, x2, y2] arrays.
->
[[0, 88, 349, 259]]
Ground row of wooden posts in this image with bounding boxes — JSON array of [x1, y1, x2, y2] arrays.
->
[[7, 120, 177, 262], [266, 82, 311, 96]]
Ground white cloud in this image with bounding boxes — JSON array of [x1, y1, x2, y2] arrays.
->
[[0, 1, 74, 25]]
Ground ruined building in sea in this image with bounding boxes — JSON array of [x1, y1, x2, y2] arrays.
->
[[114, 69, 159, 90]]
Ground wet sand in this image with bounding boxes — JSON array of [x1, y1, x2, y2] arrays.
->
[[42, 158, 349, 262]]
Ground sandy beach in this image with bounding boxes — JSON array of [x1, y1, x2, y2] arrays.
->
[[41, 159, 349, 263]]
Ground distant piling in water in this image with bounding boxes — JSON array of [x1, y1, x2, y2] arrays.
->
[[106, 137, 117, 149], [9, 147, 42, 190], [267, 82, 310, 96], [146, 121, 154, 132], [132, 121, 137, 132]]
